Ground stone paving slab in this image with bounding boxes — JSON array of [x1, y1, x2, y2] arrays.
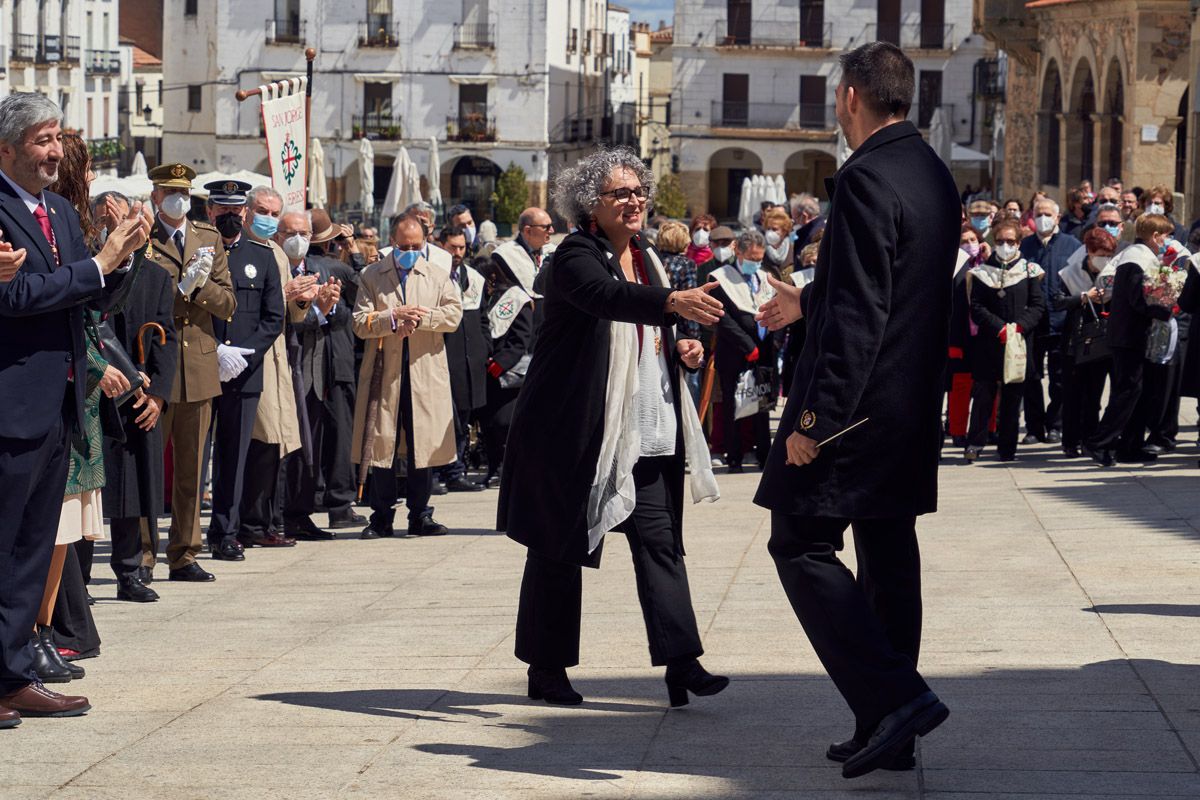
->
[[4, 409, 1199, 798]]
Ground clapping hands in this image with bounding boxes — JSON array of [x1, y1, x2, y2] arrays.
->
[[315, 276, 342, 315], [0, 227, 26, 282], [96, 201, 152, 274]]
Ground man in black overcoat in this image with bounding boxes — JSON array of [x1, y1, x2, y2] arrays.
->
[[753, 44, 959, 779]]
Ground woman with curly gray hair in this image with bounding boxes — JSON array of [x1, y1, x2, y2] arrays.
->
[[497, 147, 729, 707]]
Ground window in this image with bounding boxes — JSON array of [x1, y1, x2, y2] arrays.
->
[[135, 82, 143, 112], [876, 0, 900, 46], [458, 83, 488, 126], [800, 0, 824, 46], [363, 82, 392, 117], [568, 28, 577, 53], [187, 84, 202, 112], [185, 0, 198, 16], [721, 73, 749, 126], [800, 75, 826, 128], [158, 79, 163, 105], [727, 0, 751, 45], [103, 96, 109, 136], [917, 70, 942, 128], [919, 0, 944, 48]]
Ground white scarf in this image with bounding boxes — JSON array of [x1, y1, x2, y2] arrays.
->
[[968, 257, 1046, 290], [1058, 247, 1117, 297], [586, 247, 720, 554], [488, 286, 533, 339], [712, 264, 775, 314], [493, 240, 542, 298]]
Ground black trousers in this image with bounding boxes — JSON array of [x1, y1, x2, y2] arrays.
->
[[718, 368, 771, 467], [1060, 357, 1110, 450], [282, 388, 324, 524], [1089, 347, 1145, 452], [318, 381, 356, 514], [0, 416, 68, 692], [480, 383, 519, 477], [241, 438, 281, 537], [967, 378, 1023, 457], [768, 513, 928, 734], [515, 457, 703, 669], [368, 357, 433, 532], [1142, 345, 1186, 447], [51, 544, 100, 657], [109, 517, 154, 579], [1023, 334, 1064, 437], [207, 391, 261, 544]]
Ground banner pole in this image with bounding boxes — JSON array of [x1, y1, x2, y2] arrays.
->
[[305, 47, 315, 208]]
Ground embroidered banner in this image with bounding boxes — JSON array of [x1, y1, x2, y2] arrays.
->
[[260, 78, 308, 210]]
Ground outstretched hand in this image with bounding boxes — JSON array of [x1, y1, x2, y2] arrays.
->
[[755, 275, 803, 331], [669, 281, 724, 325]]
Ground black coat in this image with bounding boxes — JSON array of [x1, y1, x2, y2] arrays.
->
[[754, 121, 960, 519], [498, 230, 685, 567], [101, 262, 178, 520], [1052, 260, 1112, 359], [290, 254, 354, 396], [967, 256, 1046, 381], [710, 275, 776, 382], [445, 269, 491, 412], [212, 237, 284, 394], [1106, 250, 1173, 350], [1179, 269, 1200, 397], [947, 256, 975, 375]]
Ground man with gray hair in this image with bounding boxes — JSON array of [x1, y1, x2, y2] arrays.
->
[[708, 228, 776, 473], [790, 192, 825, 256], [0, 92, 150, 721]]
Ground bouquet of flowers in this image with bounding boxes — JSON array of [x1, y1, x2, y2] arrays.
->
[[1142, 241, 1191, 309]]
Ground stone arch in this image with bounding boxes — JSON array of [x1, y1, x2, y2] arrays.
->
[[1038, 59, 1064, 188], [1099, 58, 1125, 183], [708, 147, 763, 220], [784, 150, 837, 202], [1067, 58, 1097, 186], [442, 155, 501, 222]]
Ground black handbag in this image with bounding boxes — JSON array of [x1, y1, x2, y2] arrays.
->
[[1069, 300, 1112, 365], [91, 318, 145, 406]]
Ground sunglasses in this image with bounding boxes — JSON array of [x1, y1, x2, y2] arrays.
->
[[599, 186, 649, 203], [994, 238, 1019, 246]]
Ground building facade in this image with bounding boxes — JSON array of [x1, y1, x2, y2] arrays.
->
[[160, 0, 622, 222], [671, 0, 993, 218]]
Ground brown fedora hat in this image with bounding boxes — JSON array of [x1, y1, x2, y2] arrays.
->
[[310, 208, 341, 245]]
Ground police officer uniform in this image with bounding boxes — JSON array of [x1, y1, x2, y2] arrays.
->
[[145, 163, 236, 581], [204, 181, 285, 561]]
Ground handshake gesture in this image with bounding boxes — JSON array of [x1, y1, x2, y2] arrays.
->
[[180, 247, 216, 296]]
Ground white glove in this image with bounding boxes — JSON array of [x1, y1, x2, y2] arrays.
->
[[217, 344, 254, 382], [179, 248, 215, 295]]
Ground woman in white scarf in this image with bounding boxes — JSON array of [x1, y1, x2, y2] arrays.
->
[[498, 148, 728, 708]]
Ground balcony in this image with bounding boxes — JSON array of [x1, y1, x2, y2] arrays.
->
[[352, 113, 403, 141], [857, 23, 956, 50], [454, 23, 495, 49], [718, 21, 833, 49], [265, 17, 306, 45], [37, 34, 62, 64], [710, 101, 836, 131], [12, 33, 37, 63], [358, 20, 399, 48], [86, 49, 120, 74], [64, 36, 81, 63], [446, 113, 496, 142]]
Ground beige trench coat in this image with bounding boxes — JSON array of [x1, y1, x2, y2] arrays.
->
[[351, 256, 462, 470], [251, 241, 303, 454]]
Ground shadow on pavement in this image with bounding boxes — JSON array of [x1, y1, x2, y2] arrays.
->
[[1089, 604, 1200, 617]]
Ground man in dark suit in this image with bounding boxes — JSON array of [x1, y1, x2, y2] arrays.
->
[[753, 44, 958, 778], [0, 92, 149, 722], [203, 181, 285, 561]]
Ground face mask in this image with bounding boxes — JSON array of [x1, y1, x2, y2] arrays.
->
[[765, 230, 783, 247], [1089, 256, 1110, 272], [1147, 203, 1165, 216], [215, 212, 243, 239], [250, 214, 278, 239], [464, 224, 476, 245], [995, 243, 1019, 263], [739, 259, 760, 277], [159, 193, 189, 219], [1102, 223, 1121, 238], [395, 249, 420, 270], [692, 229, 710, 248], [281, 234, 310, 261], [1034, 215, 1056, 236], [961, 243, 980, 259], [97, 227, 109, 246], [712, 245, 733, 263], [970, 216, 990, 233]]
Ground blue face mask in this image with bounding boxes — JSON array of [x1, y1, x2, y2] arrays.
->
[[250, 214, 279, 239], [1102, 224, 1121, 238], [395, 249, 421, 270], [739, 259, 761, 277], [970, 216, 990, 233]]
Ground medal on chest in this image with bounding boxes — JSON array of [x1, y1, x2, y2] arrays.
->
[[244, 264, 257, 280]]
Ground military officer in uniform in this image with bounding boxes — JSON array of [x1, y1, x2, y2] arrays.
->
[[203, 181, 285, 561], [145, 163, 237, 582]]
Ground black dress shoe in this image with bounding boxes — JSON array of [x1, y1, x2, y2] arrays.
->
[[826, 737, 915, 770], [445, 477, 485, 493], [963, 446, 981, 463], [431, 482, 449, 496], [116, 576, 159, 603], [137, 566, 154, 585], [210, 536, 246, 562], [842, 691, 949, 779], [1046, 430, 1062, 444], [38, 627, 83, 680], [476, 471, 501, 489], [997, 454, 1017, 463], [285, 518, 335, 541], [664, 658, 730, 707], [527, 667, 583, 705], [360, 526, 394, 540], [1061, 445, 1081, 458], [727, 463, 744, 474], [1147, 440, 1176, 454], [237, 531, 297, 548], [1021, 433, 1041, 445], [1084, 444, 1114, 467], [408, 517, 448, 537], [169, 563, 216, 582], [30, 635, 72, 684], [327, 509, 368, 530], [1116, 449, 1158, 464]]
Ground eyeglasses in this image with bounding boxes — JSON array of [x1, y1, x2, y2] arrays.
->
[[525, 223, 554, 231], [994, 238, 1019, 246], [599, 186, 649, 203]]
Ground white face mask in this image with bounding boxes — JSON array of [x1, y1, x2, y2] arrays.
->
[[994, 243, 1019, 263], [692, 229, 710, 248], [159, 193, 190, 220], [765, 230, 783, 246], [464, 224, 476, 244], [281, 234, 310, 261], [712, 245, 733, 263], [1146, 203, 1166, 216], [1034, 215, 1056, 236]]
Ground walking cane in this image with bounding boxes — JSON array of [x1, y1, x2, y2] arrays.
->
[[697, 334, 718, 425], [135, 322, 167, 366]]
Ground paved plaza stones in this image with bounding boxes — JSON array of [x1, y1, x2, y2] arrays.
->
[[4, 413, 1200, 799]]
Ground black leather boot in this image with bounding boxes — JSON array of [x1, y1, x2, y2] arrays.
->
[[527, 667, 583, 705], [39, 626, 84, 679], [664, 658, 729, 707], [30, 633, 72, 683]]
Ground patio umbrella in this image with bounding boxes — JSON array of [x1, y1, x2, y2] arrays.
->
[[929, 107, 953, 167], [401, 146, 422, 210], [773, 174, 787, 205], [426, 136, 443, 210], [380, 148, 404, 220], [130, 152, 147, 176], [737, 176, 753, 229], [89, 173, 153, 200], [359, 137, 376, 218], [309, 137, 328, 209]]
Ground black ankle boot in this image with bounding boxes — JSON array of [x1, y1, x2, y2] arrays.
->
[[30, 633, 72, 683], [527, 667, 583, 705], [38, 626, 84, 679], [664, 658, 729, 707]]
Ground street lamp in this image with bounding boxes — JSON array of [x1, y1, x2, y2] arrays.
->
[[142, 104, 153, 124]]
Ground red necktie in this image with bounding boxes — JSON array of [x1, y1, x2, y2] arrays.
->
[[33, 203, 59, 266]]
